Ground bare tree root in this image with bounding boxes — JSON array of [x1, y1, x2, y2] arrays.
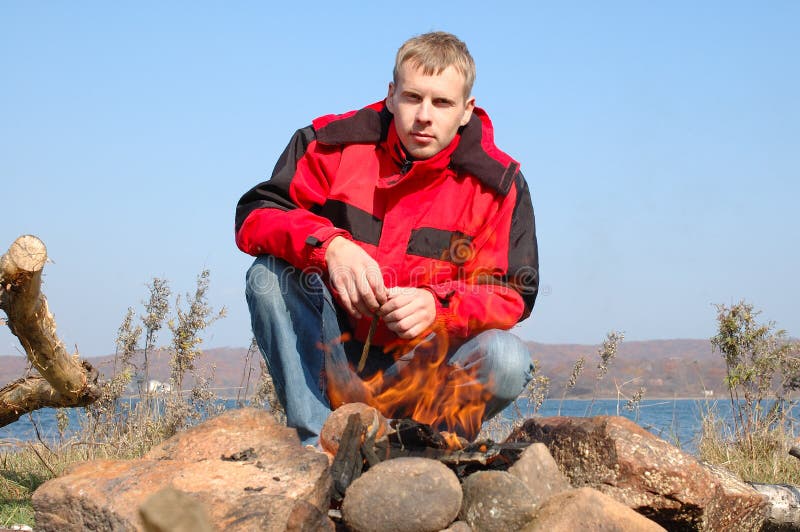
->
[[0, 235, 100, 428]]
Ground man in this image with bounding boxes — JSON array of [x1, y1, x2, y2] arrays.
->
[[236, 32, 538, 445]]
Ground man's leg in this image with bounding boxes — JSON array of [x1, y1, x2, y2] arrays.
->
[[447, 329, 534, 421], [245, 255, 347, 445]]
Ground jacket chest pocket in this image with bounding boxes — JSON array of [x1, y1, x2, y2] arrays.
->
[[406, 227, 475, 265]]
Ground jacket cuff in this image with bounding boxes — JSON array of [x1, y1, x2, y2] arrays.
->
[[305, 227, 352, 271], [421, 284, 454, 308], [421, 284, 466, 338]]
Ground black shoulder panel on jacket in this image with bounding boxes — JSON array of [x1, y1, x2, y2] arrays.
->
[[235, 125, 315, 232], [315, 106, 392, 145], [451, 113, 517, 196]]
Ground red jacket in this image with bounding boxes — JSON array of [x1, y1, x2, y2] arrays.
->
[[236, 101, 538, 347]]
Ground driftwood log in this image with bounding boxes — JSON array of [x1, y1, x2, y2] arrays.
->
[[0, 235, 100, 427], [749, 482, 800, 531]]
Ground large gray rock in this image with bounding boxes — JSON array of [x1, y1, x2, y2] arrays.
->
[[32, 408, 333, 531], [507, 415, 769, 531], [508, 442, 571, 505], [523, 487, 666, 531], [459, 470, 538, 531], [342, 457, 462, 532]]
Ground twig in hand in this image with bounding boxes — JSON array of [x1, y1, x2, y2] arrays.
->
[[357, 317, 378, 373]]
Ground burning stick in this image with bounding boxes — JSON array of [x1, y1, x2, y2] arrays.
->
[[357, 316, 378, 373], [330, 413, 365, 500]]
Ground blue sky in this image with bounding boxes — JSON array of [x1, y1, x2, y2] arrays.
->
[[1, 2, 798, 357]]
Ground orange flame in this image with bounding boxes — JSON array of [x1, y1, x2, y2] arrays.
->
[[326, 326, 491, 448]]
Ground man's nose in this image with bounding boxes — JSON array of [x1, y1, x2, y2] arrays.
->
[[415, 101, 432, 123]]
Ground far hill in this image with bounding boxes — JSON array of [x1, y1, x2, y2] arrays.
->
[[528, 339, 724, 399], [0, 339, 726, 400]]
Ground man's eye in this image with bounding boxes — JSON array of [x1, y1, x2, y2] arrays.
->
[[434, 99, 454, 107], [404, 93, 421, 102]]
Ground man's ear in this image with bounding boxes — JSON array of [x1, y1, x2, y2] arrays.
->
[[460, 96, 476, 126], [386, 82, 396, 113]]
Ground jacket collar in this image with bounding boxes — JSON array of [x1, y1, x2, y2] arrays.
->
[[383, 118, 459, 180], [312, 101, 520, 195]]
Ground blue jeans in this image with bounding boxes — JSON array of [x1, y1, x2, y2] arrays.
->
[[245, 255, 533, 445]]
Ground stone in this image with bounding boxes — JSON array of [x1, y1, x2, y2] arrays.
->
[[508, 442, 571, 505], [459, 470, 537, 531], [507, 416, 769, 531], [215, 495, 335, 531], [701, 462, 775, 531], [144, 407, 300, 461], [342, 457, 461, 532], [32, 408, 332, 531], [139, 487, 213, 532], [320, 402, 387, 455], [522, 487, 667, 531]]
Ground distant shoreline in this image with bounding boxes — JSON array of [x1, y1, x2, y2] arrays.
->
[[203, 395, 722, 402], [565, 396, 718, 401]]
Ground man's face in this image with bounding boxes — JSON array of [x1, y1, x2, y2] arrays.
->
[[386, 62, 475, 160]]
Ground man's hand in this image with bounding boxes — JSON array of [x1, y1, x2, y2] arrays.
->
[[379, 286, 436, 340], [325, 236, 387, 319]]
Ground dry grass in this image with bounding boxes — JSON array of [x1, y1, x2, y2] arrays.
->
[[0, 270, 272, 528], [698, 301, 800, 485], [1, 379, 275, 529], [1, 449, 38, 528], [0, 406, 160, 527], [1, 442, 92, 527], [698, 406, 800, 485]]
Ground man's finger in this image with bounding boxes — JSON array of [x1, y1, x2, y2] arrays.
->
[[404, 326, 420, 339], [377, 297, 401, 317], [332, 280, 357, 317], [383, 319, 404, 336], [371, 279, 388, 306], [356, 275, 380, 313], [333, 272, 363, 318], [386, 286, 411, 298], [397, 315, 419, 334], [365, 267, 388, 305], [348, 290, 367, 319], [405, 322, 428, 339], [354, 300, 372, 320], [382, 305, 410, 324]]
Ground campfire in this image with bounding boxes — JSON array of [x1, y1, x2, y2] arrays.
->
[[326, 328, 494, 446], [320, 327, 532, 503], [321, 403, 532, 502]]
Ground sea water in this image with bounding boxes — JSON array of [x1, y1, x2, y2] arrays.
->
[[0, 398, 732, 455]]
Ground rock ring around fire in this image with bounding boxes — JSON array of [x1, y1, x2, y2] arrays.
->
[[342, 457, 462, 532]]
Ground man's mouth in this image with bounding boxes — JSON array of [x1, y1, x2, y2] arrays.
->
[[411, 132, 434, 142]]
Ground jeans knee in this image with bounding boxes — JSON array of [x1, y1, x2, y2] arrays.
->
[[246, 255, 329, 315], [245, 256, 291, 306], [478, 330, 534, 397]]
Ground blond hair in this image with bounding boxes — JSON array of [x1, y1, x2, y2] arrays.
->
[[393, 32, 476, 99]]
